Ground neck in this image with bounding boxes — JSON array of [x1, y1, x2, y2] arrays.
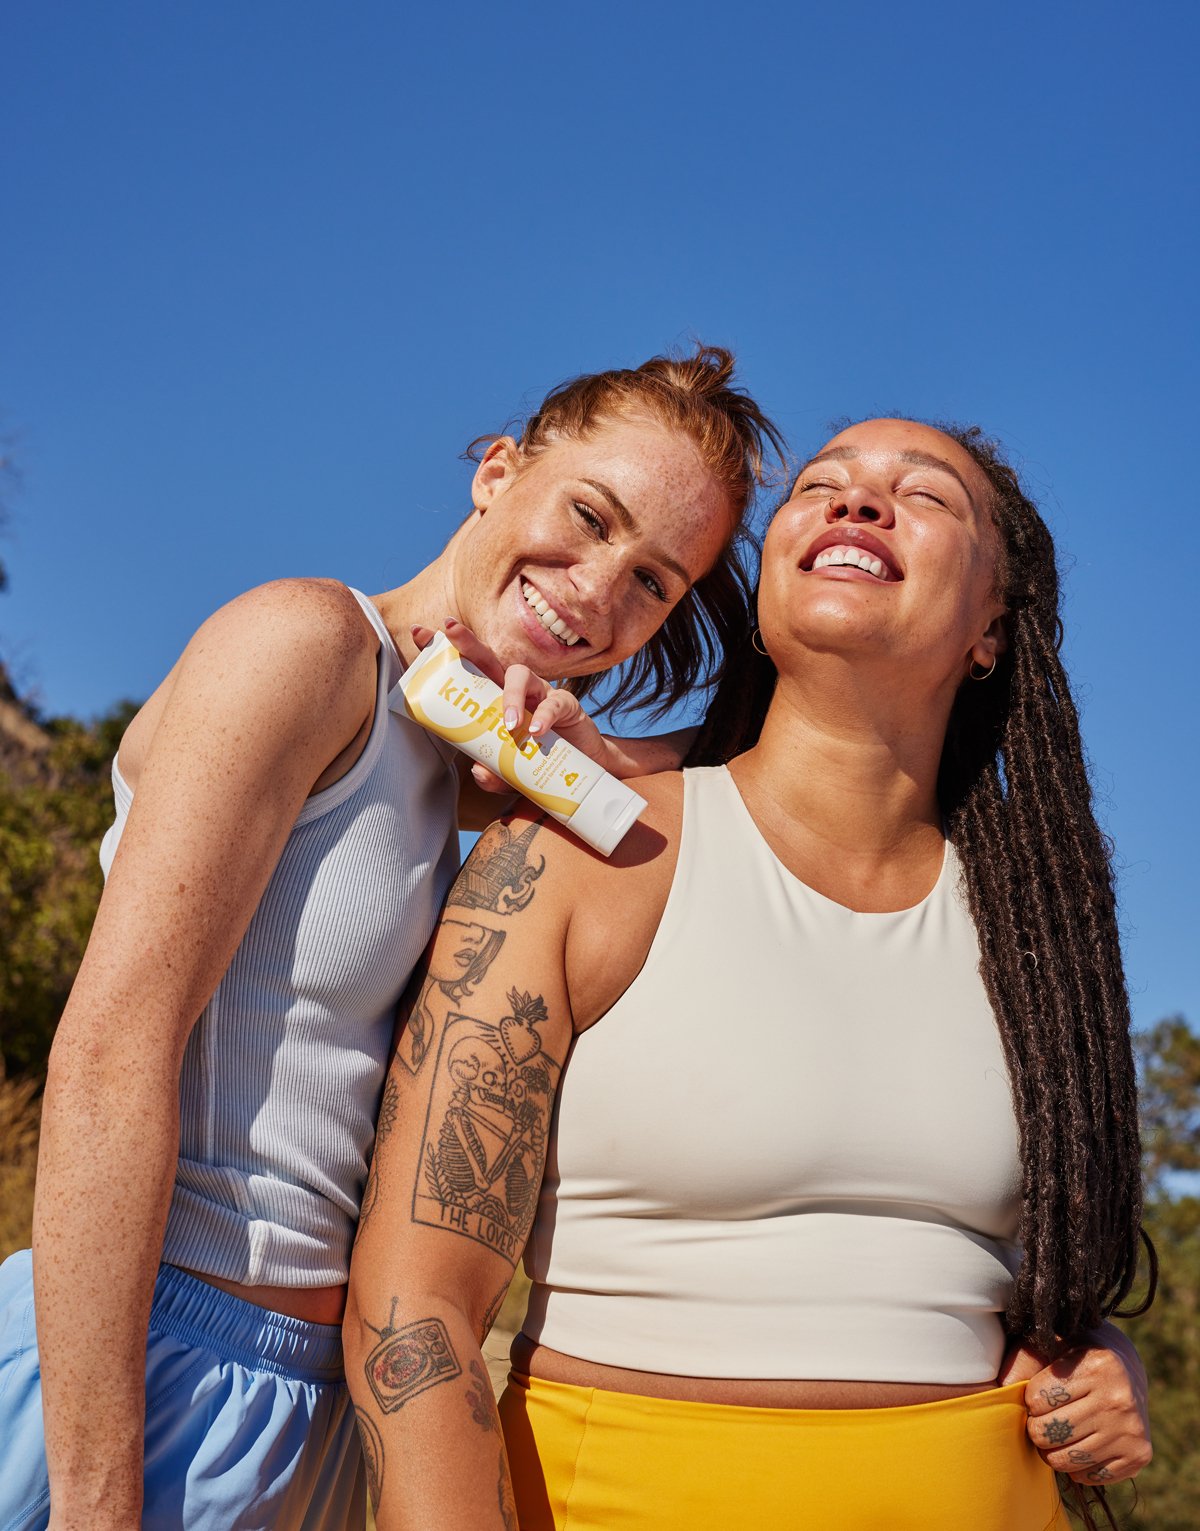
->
[[369, 529, 468, 668], [734, 653, 956, 860]]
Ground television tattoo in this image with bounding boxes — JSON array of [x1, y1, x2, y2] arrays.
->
[[362, 1303, 462, 1415]]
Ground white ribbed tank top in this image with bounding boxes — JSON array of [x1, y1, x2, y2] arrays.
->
[[99, 589, 461, 1286], [523, 765, 1024, 1384]]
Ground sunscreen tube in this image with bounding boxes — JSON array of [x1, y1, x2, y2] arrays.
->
[[399, 632, 648, 856]]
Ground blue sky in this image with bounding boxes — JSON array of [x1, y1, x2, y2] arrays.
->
[[2, 1, 1197, 1032]]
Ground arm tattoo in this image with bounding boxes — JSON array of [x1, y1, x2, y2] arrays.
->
[[396, 924, 507, 1075], [1038, 1383, 1072, 1409], [354, 1073, 401, 1244], [354, 1407, 384, 1512], [498, 1448, 518, 1531], [447, 818, 547, 915], [480, 1279, 510, 1342], [413, 985, 562, 1261], [362, 1304, 462, 1414], [1043, 1416, 1074, 1446], [466, 1358, 499, 1434]]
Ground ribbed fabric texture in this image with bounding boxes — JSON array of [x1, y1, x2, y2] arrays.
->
[[99, 590, 461, 1286]]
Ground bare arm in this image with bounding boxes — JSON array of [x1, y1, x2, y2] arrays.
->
[[33, 580, 377, 1530], [345, 810, 578, 1529]]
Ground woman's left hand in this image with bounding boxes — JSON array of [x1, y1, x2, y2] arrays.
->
[[1001, 1322, 1151, 1485]]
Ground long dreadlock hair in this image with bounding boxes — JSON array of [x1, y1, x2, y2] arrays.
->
[[687, 422, 1155, 1357]]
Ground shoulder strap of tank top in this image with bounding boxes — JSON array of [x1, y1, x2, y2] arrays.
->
[[346, 587, 405, 692]]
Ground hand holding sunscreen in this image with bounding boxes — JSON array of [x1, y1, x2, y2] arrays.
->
[[399, 632, 647, 856]]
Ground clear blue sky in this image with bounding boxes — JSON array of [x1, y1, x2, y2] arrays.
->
[[2, 1, 1196, 1033]]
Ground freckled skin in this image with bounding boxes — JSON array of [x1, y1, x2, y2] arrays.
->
[[31, 419, 734, 1529]]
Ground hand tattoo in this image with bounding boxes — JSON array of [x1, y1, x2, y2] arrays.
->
[[1043, 1415, 1074, 1446], [1038, 1383, 1072, 1409]]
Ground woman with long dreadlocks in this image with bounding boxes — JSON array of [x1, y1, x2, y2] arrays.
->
[[345, 417, 1153, 1529]]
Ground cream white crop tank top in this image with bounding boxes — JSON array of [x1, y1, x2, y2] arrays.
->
[[522, 766, 1024, 1384]]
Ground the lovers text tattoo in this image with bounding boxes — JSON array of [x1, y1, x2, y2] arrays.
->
[[1039, 1383, 1072, 1409], [1043, 1415, 1075, 1446], [413, 984, 561, 1261], [466, 1358, 500, 1434], [395, 922, 507, 1075], [447, 818, 547, 916], [363, 1303, 462, 1414], [354, 1407, 384, 1513]]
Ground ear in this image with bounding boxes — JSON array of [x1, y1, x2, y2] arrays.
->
[[470, 436, 521, 513], [969, 610, 1008, 674]]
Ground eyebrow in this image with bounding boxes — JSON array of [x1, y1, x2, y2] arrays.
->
[[580, 478, 693, 586], [798, 447, 976, 505]]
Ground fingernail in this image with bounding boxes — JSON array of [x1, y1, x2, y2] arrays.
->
[[444, 616, 458, 628], [504, 708, 519, 730], [529, 720, 543, 736]]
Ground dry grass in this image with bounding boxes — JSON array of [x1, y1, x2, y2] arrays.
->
[[0, 1073, 40, 1260]]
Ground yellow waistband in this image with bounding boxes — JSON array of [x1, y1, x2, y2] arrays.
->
[[499, 1372, 1070, 1531]]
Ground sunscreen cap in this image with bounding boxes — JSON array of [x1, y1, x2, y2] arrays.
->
[[569, 775, 648, 856]]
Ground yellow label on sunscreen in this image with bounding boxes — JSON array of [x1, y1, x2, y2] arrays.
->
[[400, 634, 601, 819]]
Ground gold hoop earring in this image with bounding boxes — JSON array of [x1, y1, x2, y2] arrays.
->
[[751, 629, 769, 656], [969, 657, 997, 681]]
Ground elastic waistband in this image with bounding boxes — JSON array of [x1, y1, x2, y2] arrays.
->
[[507, 1370, 1029, 1425], [148, 1265, 344, 1382]]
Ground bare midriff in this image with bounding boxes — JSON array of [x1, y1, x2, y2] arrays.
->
[[176, 1268, 347, 1326], [512, 1335, 998, 1409]]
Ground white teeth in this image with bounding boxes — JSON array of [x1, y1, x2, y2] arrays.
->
[[521, 580, 582, 645], [812, 545, 890, 580]]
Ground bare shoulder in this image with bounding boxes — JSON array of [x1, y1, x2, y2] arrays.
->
[[119, 578, 379, 788], [192, 577, 379, 668]]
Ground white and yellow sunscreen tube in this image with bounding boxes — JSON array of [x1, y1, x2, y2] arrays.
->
[[399, 632, 648, 856]]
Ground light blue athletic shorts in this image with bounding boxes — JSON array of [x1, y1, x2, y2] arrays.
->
[[0, 1250, 365, 1531]]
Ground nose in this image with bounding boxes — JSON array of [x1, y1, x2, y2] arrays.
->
[[825, 483, 896, 528], [567, 551, 617, 618]]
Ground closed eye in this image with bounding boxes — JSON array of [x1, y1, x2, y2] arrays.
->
[[797, 478, 841, 494], [908, 488, 949, 508]]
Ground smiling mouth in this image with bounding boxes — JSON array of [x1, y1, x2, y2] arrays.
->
[[521, 579, 584, 646], [810, 545, 894, 581]]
